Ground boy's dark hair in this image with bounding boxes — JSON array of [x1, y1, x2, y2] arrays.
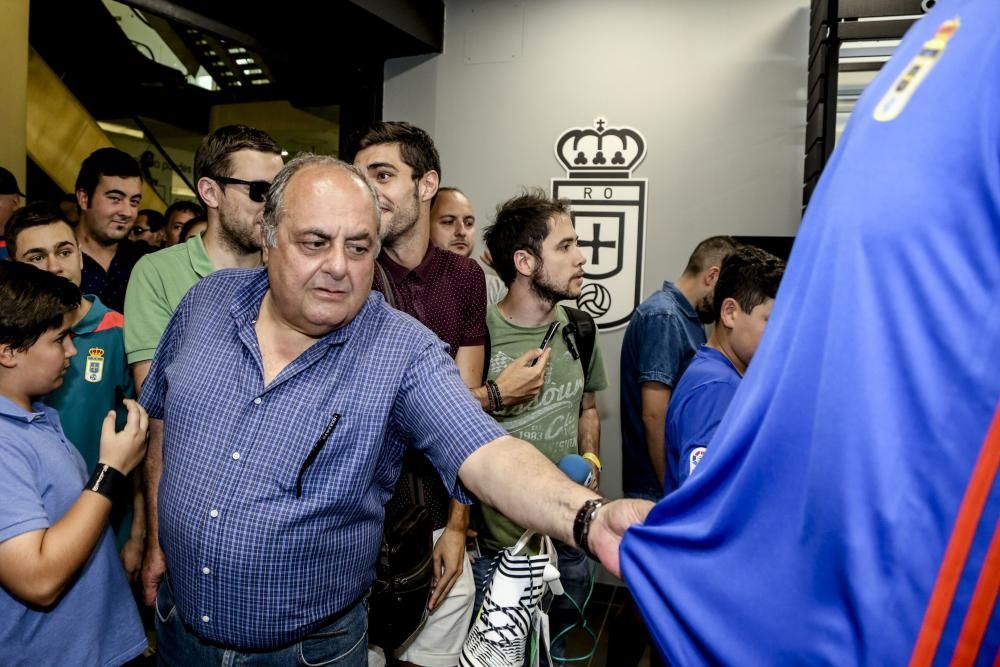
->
[[712, 245, 786, 323], [180, 215, 207, 240], [193, 125, 282, 186], [164, 200, 204, 223], [74, 147, 142, 201], [683, 235, 740, 276], [484, 188, 572, 286], [137, 209, 166, 232], [0, 262, 81, 352], [355, 121, 441, 182], [4, 202, 73, 259]]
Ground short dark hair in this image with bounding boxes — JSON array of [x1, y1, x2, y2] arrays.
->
[[355, 121, 441, 181], [75, 147, 142, 201], [683, 235, 740, 276], [0, 261, 81, 352], [484, 189, 572, 286], [179, 215, 207, 241], [164, 200, 204, 223], [711, 245, 785, 323], [5, 202, 73, 259], [137, 209, 166, 231], [193, 125, 282, 186], [431, 186, 465, 209]]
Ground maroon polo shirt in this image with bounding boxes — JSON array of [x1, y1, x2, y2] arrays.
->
[[373, 242, 488, 529], [373, 242, 487, 357]]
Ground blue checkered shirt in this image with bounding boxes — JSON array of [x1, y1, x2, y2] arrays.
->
[[140, 268, 505, 650]]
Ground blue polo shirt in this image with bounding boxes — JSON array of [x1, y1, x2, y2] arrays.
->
[[620, 281, 706, 497], [0, 397, 145, 666], [141, 267, 506, 650], [664, 346, 741, 491]]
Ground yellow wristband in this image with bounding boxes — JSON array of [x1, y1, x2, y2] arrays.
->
[[582, 452, 602, 471]]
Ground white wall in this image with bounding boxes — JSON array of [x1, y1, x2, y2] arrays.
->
[[384, 0, 809, 499]]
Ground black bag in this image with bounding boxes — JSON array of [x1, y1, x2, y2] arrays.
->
[[368, 502, 434, 650]]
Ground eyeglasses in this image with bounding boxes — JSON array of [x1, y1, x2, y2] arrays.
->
[[130, 226, 149, 236], [210, 176, 271, 203]]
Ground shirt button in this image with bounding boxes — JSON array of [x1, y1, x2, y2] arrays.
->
[[202, 615, 210, 623], [209, 509, 219, 518], [202, 566, 211, 575], [232, 452, 241, 460], [253, 397, 262, 405]]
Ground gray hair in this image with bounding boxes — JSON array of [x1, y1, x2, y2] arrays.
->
[[261, 153, 380, 248]]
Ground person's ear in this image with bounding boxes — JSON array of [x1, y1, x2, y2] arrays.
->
[[197, 177, 222, 209], [76, 189, 89, 212], [0, 344, 19, 369], [417, 170, 439, 204], [704, 266, 721, 287], [719, 297, 740, 329], [513, 248, 537, 278]]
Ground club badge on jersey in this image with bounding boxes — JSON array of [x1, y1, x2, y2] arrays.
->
[[85, 347, 105, 383]]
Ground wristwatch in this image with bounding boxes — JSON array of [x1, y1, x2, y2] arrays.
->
[[573, 497, 610, 561]]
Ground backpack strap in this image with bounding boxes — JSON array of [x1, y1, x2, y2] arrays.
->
[[561, 305, 596, 385], [375, 261, 396, 309]]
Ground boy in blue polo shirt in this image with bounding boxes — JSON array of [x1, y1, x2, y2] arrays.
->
[[0, 261, 148, 666], [665, 246, 784, 490]]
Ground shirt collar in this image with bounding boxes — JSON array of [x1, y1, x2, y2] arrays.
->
[[0, 395, 53, 423], [664, 281, 700, 321], [186, 232, 215, 278], [73, 295, 106, 334], [378, 241, 439, 283]]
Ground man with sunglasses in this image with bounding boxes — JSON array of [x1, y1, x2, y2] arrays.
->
[[124, 125, 283, 396]]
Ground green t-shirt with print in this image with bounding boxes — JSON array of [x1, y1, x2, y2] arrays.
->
[[480, 304, 608, 552]]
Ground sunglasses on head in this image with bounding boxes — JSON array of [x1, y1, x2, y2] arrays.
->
[[211, 175, 271, 203]]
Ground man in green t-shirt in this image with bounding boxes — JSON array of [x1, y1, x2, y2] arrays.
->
[[6, 202, 143, 573], [473, 189, 608, 662]]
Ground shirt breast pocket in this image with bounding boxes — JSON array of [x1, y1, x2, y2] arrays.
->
[[280, 412, 348, 500]]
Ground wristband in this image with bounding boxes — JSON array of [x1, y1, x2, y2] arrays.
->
[[581, 452, 602, 472], [573, 497, 610, 561], [84, 462, 127, 501], [485, 379, 504, 413]]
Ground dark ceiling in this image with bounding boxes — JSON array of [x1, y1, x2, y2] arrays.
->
[[29, 0, 444, 141]]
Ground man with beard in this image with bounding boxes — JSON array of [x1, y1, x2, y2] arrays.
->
[[355, 122, 526, 667], [472, 190, 608, 663], [124, 126, 282, 394], [74, 148, 151, 313]]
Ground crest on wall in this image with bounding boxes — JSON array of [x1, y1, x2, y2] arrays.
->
[[551, 117, 647, 330]]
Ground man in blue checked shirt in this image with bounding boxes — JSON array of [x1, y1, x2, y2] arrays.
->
[[138, 154, 652, 666]]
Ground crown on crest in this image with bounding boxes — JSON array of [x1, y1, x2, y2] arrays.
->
[[88, 347, 105, 358], [554, 117, 646, 178]]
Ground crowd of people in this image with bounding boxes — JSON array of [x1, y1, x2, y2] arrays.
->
[[2, 2, 997, 663], [1, 121, 746, 667]]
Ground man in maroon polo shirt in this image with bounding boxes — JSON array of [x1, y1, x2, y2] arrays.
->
[[354, 122, 548, 666]]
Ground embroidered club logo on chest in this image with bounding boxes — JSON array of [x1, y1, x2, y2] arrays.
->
[[85, 347, 105, 383]]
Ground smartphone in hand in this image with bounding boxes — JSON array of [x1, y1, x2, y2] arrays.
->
[[530, 322, 561, 367]]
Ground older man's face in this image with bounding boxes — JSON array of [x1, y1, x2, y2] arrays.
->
[[262, 166, 379, 337]]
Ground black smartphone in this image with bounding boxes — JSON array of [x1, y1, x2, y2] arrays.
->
[[530, 322, 561, 367]]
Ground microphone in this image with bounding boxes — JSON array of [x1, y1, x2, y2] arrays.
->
[[558, 454, 594, 487]]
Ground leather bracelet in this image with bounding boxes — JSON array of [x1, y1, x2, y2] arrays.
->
[[573, 497, 610, 561], [486, 379, 504, 413], [84, 462, 127, 501]]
